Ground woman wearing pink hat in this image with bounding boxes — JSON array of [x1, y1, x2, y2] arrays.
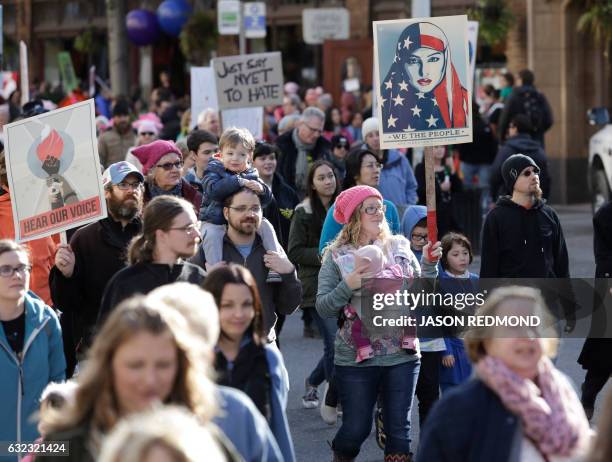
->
[[316, 185, 441, 462], [131, 139, 202, 214]]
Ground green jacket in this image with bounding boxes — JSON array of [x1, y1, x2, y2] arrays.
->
[[287, 199, 325, 308]]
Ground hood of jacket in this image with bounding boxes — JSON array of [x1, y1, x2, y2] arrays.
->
[[504, 134, 544, 156], [401, 204, 427, 236], [382, 149, 403, 170]]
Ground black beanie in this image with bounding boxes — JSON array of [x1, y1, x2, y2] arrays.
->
[[112, 100, 131, 117], [501, 153, 540, 192]]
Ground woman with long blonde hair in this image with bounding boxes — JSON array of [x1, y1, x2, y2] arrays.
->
[[39, 296, 221, 462], [317, 185, 441, 461]]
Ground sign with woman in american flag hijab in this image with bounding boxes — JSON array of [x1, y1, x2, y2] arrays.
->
[[373, 15, 473, 149]]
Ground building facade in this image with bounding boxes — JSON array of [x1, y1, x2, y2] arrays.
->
[[3, 0, 610, 202]]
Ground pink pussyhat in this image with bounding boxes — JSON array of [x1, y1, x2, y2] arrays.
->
[[333, 185, 383, 225]]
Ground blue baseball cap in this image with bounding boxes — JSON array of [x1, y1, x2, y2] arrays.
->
[[102, 161, 144, 187]]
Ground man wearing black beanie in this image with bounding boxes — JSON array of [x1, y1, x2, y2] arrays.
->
[[98, 99, 136, 168], [481, 153, 567, 278], [480, 153, 575, 330]]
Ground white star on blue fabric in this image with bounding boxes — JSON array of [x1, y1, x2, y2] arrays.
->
[[385, 79, 393, 90], [410, 104, 422, 117], [403, 125, 416, 132], [393, 94, 405, 106], [431, 98, 438, 107], [403, 36, 413, 49], [426, 114, 438, 127], [387, 114, 398, 128], [393, 54, 398, 63], [399, 81, 409, 92], [417, 92, 426, 99]]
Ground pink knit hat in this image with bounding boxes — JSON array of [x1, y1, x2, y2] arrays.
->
[[132, 140, 182, 174], [333, 185, 383, 224]]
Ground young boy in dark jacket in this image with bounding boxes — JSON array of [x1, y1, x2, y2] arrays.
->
[[199, 127, 284, 282]]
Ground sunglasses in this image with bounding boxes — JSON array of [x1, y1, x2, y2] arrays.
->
[[156, 161, 183, 171], [335, 144, 349, 149]]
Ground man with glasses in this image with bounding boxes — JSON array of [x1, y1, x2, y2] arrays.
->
[[193, 187, 302, 340], [276, 106, 331, 198], [49, 161, 144, 376]]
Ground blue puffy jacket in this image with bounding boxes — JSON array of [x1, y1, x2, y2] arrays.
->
[[379, 149, 418, 208], [199, 159, 273, 224], [0, 292, 66, 458]]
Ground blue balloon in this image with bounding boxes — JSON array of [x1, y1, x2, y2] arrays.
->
[[126, 9, 160, 46], [157, 0, 192, 37]]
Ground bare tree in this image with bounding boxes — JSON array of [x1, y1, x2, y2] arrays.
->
[[106, 0, 129, 97]]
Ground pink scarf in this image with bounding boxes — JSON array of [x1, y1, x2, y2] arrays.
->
[[476, 356, 590, 457]]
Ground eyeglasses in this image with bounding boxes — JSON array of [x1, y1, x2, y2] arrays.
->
[[305, 124, 323, 135], [139, 132, 155, 136], [0, 264, 32, 278], [227, 205, 262, 214], [168, 221, 201, 235], [156, 161, 183, 171], [116, 181, 144, 191], [362, 204, 386, 215], [363, 162, 383, 170], [522, 169, 539, 177], [411, 233, 428, 242]]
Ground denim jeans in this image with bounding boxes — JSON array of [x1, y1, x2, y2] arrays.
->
[[307, 307, 338, 386], [333, 359, 421, 458]]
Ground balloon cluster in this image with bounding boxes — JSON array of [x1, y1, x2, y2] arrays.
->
[[126, 0, 192, 46]]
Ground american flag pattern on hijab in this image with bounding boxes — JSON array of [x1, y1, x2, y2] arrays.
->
[[380, 22, 469, 133]]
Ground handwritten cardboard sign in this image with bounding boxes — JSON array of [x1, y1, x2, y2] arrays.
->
[[212, 51, 283, 110]]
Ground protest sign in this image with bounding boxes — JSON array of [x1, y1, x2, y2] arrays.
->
[[58, 51, 78, 93], [212, 51, 283, 110], [467, 21, 479, 89], [373, 15, 472, 149], [19, 41, 29, 106], [190, 67, 219, 129], [221, 106, 263, 140], [4, 99, 107, 242]]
